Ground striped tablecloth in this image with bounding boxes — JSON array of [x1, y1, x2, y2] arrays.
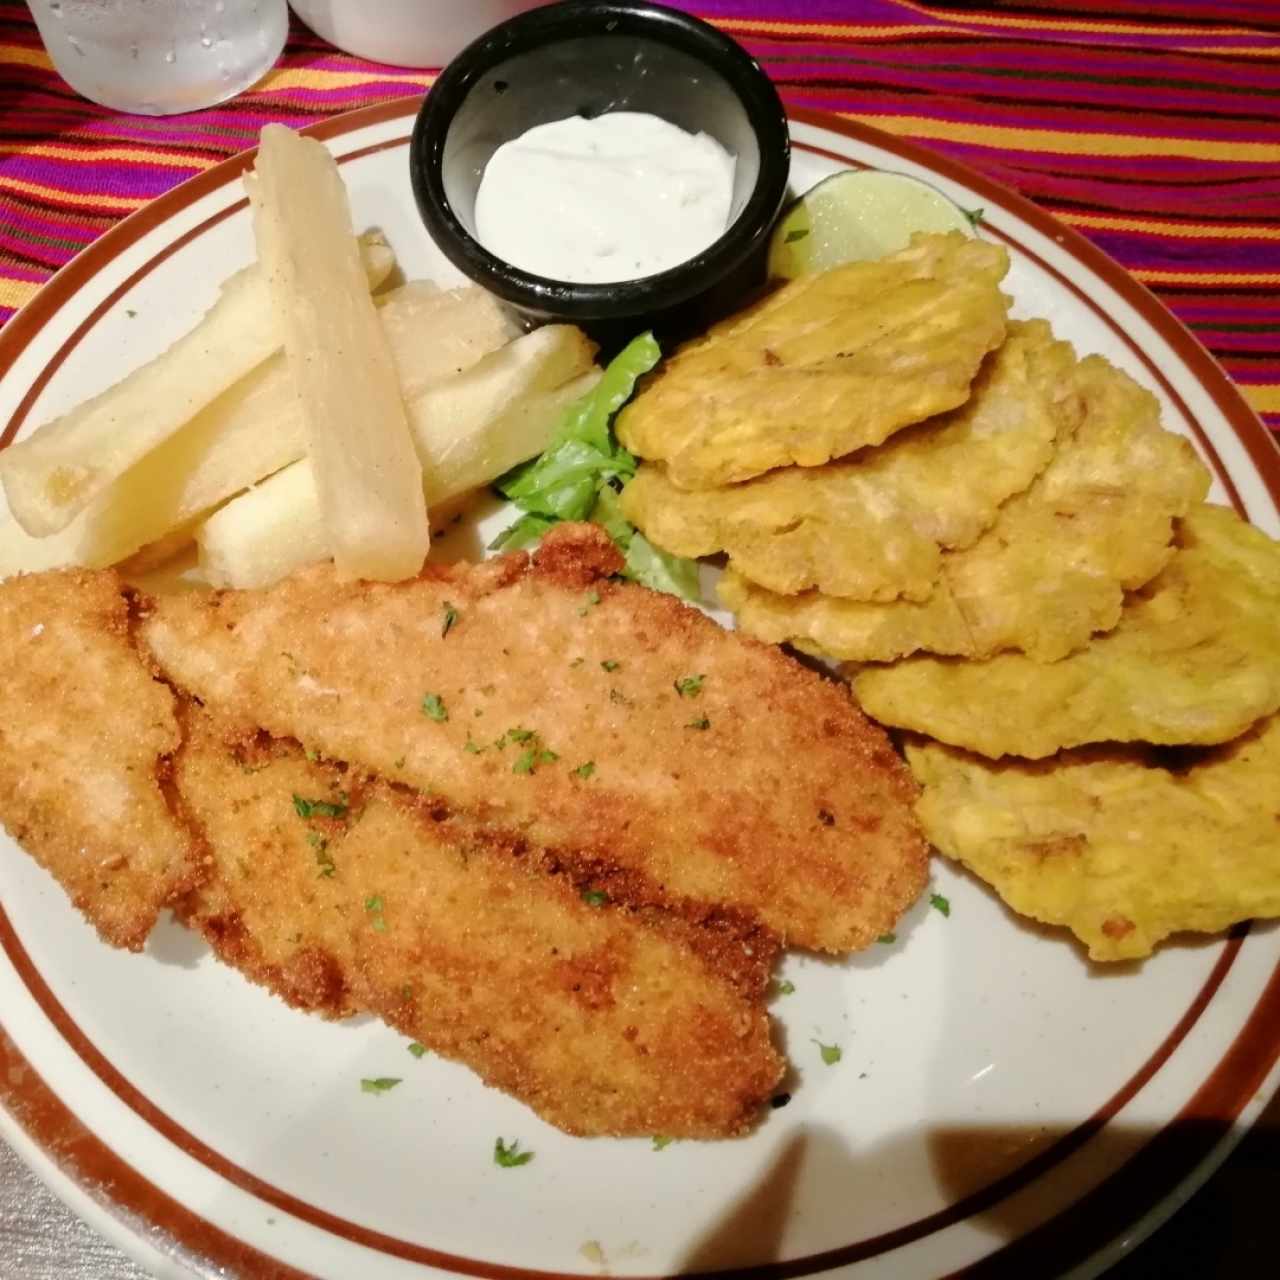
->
[[0, 4, 1278, 1279], [0, 0, 1277, 439]]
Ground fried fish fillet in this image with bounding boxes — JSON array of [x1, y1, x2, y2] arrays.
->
[[907, 714, 1280, 961], [621, 321, 1072, 600], [615, 233, 1010, 490], [721, 352, 1210, 662], [175, 710, 784, 1137], [0, 569, 198, 948], [140, 523, 928, 952], [854, 505, 1280, 758]]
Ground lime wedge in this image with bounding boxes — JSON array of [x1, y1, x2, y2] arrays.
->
[[768, 169, 982, 279]]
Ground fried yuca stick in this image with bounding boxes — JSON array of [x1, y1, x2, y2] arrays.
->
[[246, 124, 428, 582], [0, 237, 394, 539], [0, 282, 517, 581]]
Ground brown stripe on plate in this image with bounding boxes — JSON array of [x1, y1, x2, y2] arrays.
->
[[0, 97, 1278, 1279]]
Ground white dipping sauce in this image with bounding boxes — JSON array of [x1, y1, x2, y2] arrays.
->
[[473, 111, 737, 284]]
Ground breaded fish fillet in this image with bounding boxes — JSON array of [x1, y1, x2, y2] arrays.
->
[[0, 569, 198, 948], [854, 504, 1280, 759], [721, 352, 1210, 663], [141, 523, 927, 952], [620, 320, 1072, 600], [907, 712, 1280, 961], [615, 233, 1009, 489], [175, 709, 784, 1136]]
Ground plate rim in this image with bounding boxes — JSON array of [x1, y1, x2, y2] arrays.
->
[[1, 93, 1279, 1280]]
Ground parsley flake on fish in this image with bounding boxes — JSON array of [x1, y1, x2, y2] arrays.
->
[[293, 793, 347, 820], [421, 693, 448, 722], [572, 761, 596, 780], [652, 1135, 674, 1151], [307, 831, 335, 878], [601, 659, 620, 672], [674, 675, 705, 698], [773, 979, 795, 996], [493, 1137, 534, 1168], [581, 889, 609, 907], [685, 716, 710, 731], [408, 1042, 428, 1059], [441, 602, 459, 638], [365, 894, 388, 932], [878, 932, 896, 944]]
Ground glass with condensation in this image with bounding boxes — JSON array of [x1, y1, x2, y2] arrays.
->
[[26, 0, 287, 115]]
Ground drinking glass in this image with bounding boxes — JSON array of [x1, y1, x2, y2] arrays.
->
[[26, 0, 288, 115]]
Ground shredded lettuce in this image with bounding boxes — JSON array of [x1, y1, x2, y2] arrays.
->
[[491, 333, 701, 601]]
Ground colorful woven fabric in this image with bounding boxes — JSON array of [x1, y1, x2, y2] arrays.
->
[[0, 0, 1277, 434]]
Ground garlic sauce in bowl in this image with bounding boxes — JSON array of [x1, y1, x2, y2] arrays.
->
[[474, 111, 737, 284], [409, 0, 789, 340]]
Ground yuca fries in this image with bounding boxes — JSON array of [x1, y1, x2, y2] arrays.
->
[[247, 123, 426, 582], [199, 329, 599, 588], [0, 236, 394, 539], [0, 284, 517, 580]]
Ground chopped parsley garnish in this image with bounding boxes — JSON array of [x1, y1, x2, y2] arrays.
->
[[307, 832, 335, 878], [407, 1042, 427, 1059], [502, 728, 557, 773], [964, 206, 985, 228], [464, 735, 486, 754], [365, 894, 388, 932], [493, 1137, 534, 1168], [293, 793, 347, 820], [815, 1040, 843, 1066], [361, 1077, 402, 1095], [600, 659, 620, 672], [685, 716, 710, 731], [577, 590, 601, 617], [393, 756, 406, 769], [674, 674, 705, 699], [572, 761, 596, 780], [441, 602, 459, 638], [878, 932, 896, 944], [581, 889, 609, 907], [784, 227, 809, 243], [773, 979, 796, 996], [651, 1135, 674, 1151], [930, 892, 951, 918], [365, 894, 384, 913], [421, 693, 448, 722]]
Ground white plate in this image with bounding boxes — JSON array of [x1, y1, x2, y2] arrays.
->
[[2, 99, 1279, 1280]]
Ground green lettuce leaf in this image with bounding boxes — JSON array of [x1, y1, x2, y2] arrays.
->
[[490, 333, 701, 602]]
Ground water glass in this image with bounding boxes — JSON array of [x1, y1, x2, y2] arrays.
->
[[26, 0, 288, 116]]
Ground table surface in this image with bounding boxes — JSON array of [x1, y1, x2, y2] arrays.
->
[[1, 1, 1278, 1277]]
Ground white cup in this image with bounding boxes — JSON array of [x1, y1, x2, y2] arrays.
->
[[288, 0, 551, 69], [26, 0, 288, 116]]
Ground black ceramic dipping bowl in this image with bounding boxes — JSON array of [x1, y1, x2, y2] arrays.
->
[[409, 0, 790, 347]]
